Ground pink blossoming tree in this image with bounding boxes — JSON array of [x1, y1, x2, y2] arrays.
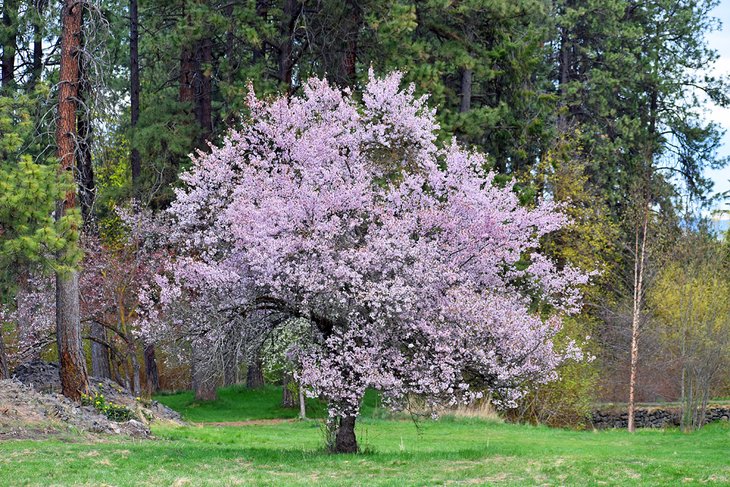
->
[[144, 70, 588, 453]]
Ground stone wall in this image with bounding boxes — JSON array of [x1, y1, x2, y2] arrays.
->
[[591, 407, 730, 429]]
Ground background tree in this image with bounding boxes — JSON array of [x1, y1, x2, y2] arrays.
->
[[649, 231, 730, 431]]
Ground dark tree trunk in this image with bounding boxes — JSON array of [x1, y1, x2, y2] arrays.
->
[[179, 37, 198, 107], [557, 25, 572, 133], [144, 344, 159, 393], [278, 0, 302, 91], [338, 0, 361, 87], [30, 0, 47, 89], [129, 0, 141, 184], [334, 416, 358, 453], [90, 322, 111, 379], [281, 373, 295, 408], [192, 345, 217, 401], [55, 0, 89, 402], [0, 327, 8, 379], [460, 68, 472, 113], [246, 358, 264, 388], [1, 0, 18, 91], [197, 36, 213, 142], [76, 58, 96, 232], [252, 0, 267, 64]]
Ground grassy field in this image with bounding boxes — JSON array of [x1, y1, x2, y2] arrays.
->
[[1, 386, 729, 486]]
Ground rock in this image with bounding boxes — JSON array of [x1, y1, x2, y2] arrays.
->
[[0, 377, 175, 440]]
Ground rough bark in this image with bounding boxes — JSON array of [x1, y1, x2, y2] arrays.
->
[[144, 344, 159, 394], [192, 345, 217, 401], [90, 321, 111, 379], [246, 358, 264, 389], [30, 0, 47, 89], [334, 416, 358, 453], [55, 0, 89, 403], [129, 0, 141, 183], [222, 339, 239, 386], [55, 272, 88, 401]]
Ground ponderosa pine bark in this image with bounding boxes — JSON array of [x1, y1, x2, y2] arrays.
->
[[55, 0, 89, 402]]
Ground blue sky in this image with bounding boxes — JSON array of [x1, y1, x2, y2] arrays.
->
[[705, 2, 730, 215]]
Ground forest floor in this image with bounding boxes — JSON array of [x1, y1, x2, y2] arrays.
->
[[1, 385, 729, 486]]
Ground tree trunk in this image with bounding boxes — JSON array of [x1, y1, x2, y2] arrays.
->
[[0, 327, 8, 379], [76, 74, 95, 230], [144, 344, 159, 394], [334, 415, 358, 453], [55, 272, 88, 401], [131, 349, 141, 395], [55, 0, 88, 403], [459, 68, 472, 113], [192, 345, 217, 401], [222, 338, 239, 386], [298, 382, 306, 419], [197, 36, 213, 142], [627, 205, 648, 432], [281, 373, 295, 408], [246, 358, 264, 388], [129, 0, 141, 184], [278, 0, 302, 91], [338, 0, 361, 87], [1, 0, 18, 91], [30, 0, 47, 89], [90, 322, 111, 379]]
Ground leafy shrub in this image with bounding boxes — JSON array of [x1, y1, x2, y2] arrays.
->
[[81, 392, 136, 422]]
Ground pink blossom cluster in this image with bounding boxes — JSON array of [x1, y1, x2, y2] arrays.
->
[[150, 70, 588, 418]]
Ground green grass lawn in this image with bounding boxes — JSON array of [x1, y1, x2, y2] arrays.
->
[[2, 387, 729, 486]]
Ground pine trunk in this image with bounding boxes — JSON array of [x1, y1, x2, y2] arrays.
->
[[460, 68, 472, 113], [55, 0, 88, 402], [56, 272, 88, 401], [30, 0, 46, 89], [1, 0, 18, 90], [129, 0, 141, 183]]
